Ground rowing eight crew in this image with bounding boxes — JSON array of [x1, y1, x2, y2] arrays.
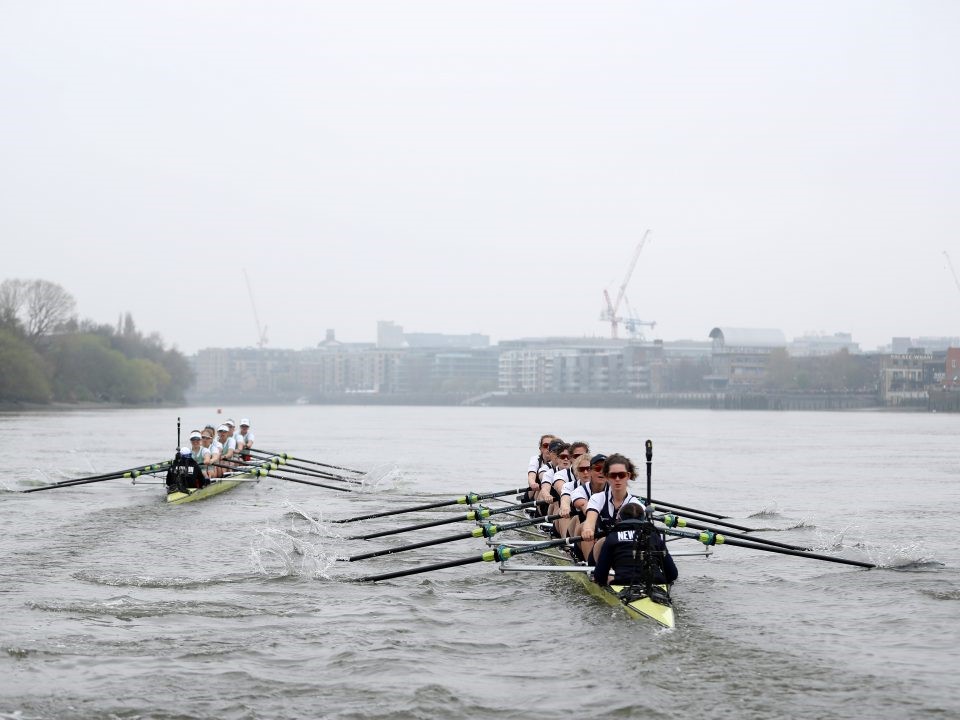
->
[[525, 433, 678, 588], [187, 418, 256, 479]]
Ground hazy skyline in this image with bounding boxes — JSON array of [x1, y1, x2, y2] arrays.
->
[[3, 2, 959, 354]]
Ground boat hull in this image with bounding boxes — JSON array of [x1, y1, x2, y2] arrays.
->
[[566, 569, 675, 627], [166, 474, 250, 504], [533, 527, 676, 627]]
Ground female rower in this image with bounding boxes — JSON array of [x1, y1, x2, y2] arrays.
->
[[558, 453, 607, 548], [200, 430, 221, 478], [526, 434, 555, 502], [537, 441, 571, 508], [217, 424, 238, 468], [578, 453, 643, 564], [189, 431, 212, 482], [556, 452, 600, 541], [238, 418, 255, 460], [540, 440, 590, 513]]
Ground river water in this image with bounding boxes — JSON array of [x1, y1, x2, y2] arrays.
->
[[1, 406, 958, 719]]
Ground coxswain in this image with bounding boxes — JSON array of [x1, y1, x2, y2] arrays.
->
[[579, 453, 643, 563], [526, 434, 555, 502], [592, 503, 678, 587]]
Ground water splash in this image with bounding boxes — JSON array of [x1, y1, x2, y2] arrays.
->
[[356, 463, 405, 492], [279, 500, 345, 539], [249, 525, 337, 580], [748, 503, 782, 518], [857, 540, 939, 569], [782, 517, 817, 530]]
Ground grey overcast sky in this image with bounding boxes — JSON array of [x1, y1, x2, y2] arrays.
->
[[2, 1, 959, 353]]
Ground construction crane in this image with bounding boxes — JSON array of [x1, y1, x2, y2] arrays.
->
[[944, 251, 960, 298], [600, 230, 657, 339], [243, 268, 268, 349]]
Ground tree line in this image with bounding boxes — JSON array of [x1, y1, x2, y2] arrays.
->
[[0, 278, 192, 405]]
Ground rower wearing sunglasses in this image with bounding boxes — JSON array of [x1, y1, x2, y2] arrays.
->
[[578, 453, 644, 564], [525, 434, 556, 502], [536, 440, 570, 509], [556, 451, 602, 543], [539, 440, 591, 526]]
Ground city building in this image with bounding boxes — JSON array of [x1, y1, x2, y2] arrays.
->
[[706, 327, 787, 389], [788, 332, 860, 357]]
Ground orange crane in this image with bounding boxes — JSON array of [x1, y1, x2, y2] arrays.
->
[[600, 230, 656, 339]]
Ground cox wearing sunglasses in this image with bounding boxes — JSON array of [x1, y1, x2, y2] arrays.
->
[[578, 453, 643, 564]]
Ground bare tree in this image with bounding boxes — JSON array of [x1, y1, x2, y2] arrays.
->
[[0, 279, 27, 328], [23, 279, 76, 338]]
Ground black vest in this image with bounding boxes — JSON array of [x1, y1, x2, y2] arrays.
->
[[607, 519, 669, 585]]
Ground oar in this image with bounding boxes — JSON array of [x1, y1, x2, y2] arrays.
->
[[331, 487, 529, 524], [347, 501, 535, 540], [22, 461, 172, 493], [666, 527, 875, 568], [656, 513, 810, 552], [340, 513, 562, 562], [248, 448, 365, 475], [216, 458, 354, 492], [244, 450, 363, 484], [355, 535, 581, 582], [256, 466, 355, 493], [653, 510, 754, 533], [644, 497, 728, 520], [24, 460, 172, 488]]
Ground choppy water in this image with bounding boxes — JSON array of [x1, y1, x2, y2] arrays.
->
[[1, 406, 958, 719]]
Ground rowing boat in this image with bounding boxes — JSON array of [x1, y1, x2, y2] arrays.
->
[[166, 472, 252, 504], [498, 523, 678, 628], [548, 546, 675, 627]]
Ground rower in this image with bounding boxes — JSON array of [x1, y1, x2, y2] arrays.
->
[[592, 503, 678, 588], [537, 440, 570, 506], [216, 424, 238, 467], [225, 419, 241, 451], [238, 418, 255, 460], [201, 429, 222, 478], [188, 431, 212, 483], [558, 452, 606, 543], [579, 453, 643, 564], [526, 434, 555, 502], [541, 440, 589, 513], [568, 441, 590, 464]]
